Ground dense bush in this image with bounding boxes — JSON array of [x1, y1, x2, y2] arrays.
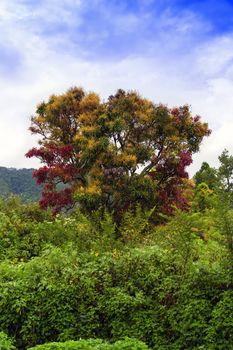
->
[[0, 244, 231, 349], [0, 331, 15, 350], [28, 338, 151, 350], [0, 198, 120, 262], [0, 196, 232, 349]]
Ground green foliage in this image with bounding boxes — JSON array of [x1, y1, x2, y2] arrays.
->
[[206, 290, 233, 349], [0, 238, 231, 349], [0, 194, 232, 350], [218, 149, 233, 192], [194, 162, 219, 190], [194, 149, 233, 204], [192, 182, 217, 212], [119, 205, 154, 244], [0, 197, 119, 261], [28, 338, 151, 350], [0, 332, 15, 350], [0, 197, 55, 261]]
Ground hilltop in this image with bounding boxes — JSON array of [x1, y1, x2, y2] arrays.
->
[[0, 166, 42, 201]]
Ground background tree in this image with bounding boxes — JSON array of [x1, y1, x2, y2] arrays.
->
[[194, 161, 219, 190], [26, 87, 210, 216], [218, 149, 233, 192], [192, 182, 216, 212]]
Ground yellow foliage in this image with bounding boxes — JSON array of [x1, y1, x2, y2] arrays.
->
[[35, 116, 46, 124], [81, 125, 97, 134], [79, 112, 99, 125], [86, 181, 101, 195], [80, 92, 100, 111], [73, 132, 85, 143], [116, 153, 137, 165], [87, 138, 98, 150], [112, 248, 118, 258], [181, 178, 195, 204], [169, 135, 180, 143]]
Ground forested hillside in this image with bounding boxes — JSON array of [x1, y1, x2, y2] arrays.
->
[[0, 167, 42, 201]]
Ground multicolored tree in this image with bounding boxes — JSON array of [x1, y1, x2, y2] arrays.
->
[[26, 87, 210, 216]]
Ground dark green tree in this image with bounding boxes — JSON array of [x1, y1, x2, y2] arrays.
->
[[218, 149, 233, 192], [194, 162, 219, 190]]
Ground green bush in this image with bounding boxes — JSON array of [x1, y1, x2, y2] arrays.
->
[[0, 200, 121, 262], [0, 241, 231, 350], [0, 197, 232, 350], [0, 332, 15, 350], [206, 290, 233, 349], [28, 338, 151, 350]]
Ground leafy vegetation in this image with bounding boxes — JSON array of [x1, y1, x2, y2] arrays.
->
[[28, 338, 151, 350], [0, 332, 16, 350], [0, 192, 232, 350], [0, 88, 232, 350]]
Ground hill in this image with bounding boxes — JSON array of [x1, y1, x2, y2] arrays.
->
[[0, 166, 42, 201]]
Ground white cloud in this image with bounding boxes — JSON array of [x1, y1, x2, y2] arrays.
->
[[190, 122, 233, 174], [197, 35, 233, 76]]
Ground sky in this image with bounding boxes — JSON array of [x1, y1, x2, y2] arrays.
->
[[1, 0, 233, 175]]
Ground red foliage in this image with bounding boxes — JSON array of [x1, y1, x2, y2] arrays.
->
[[176, 151, 193, 178], [33, 166, 49, 185], [39, 188, 74, 213], [26, 145, 73, 165], [154, 151, 193, 215], [193, 115, 201, 123], [158, 178, 190, 215], [26, 143, 79, 212]]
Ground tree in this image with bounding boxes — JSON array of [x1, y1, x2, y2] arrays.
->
[[192, 182, 216, 212], [26, 87, 210, 216], [194, 162, 219, 190], [218, 149, 233, 192]]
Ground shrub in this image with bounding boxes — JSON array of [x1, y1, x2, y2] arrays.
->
[[0, 199, 232, 350], [0, 332, 15, 350], [27, 338, 151, 350], [206, 290, 233, 349]]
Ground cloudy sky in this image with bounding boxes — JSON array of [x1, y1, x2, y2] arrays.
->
[[1, 0, 233, 174]]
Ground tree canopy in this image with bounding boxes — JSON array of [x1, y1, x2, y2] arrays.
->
[[26, 87, 210, 216], [218, 149, 233, 193], [194, 162, 219, 190]]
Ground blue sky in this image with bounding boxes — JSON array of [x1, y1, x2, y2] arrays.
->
[[1, 0, 233, 173]]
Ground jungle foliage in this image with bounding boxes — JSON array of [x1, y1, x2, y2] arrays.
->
[[0, 191, 232, 350]]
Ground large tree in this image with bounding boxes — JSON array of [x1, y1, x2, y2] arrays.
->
[[26, 87, 210, 215]]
